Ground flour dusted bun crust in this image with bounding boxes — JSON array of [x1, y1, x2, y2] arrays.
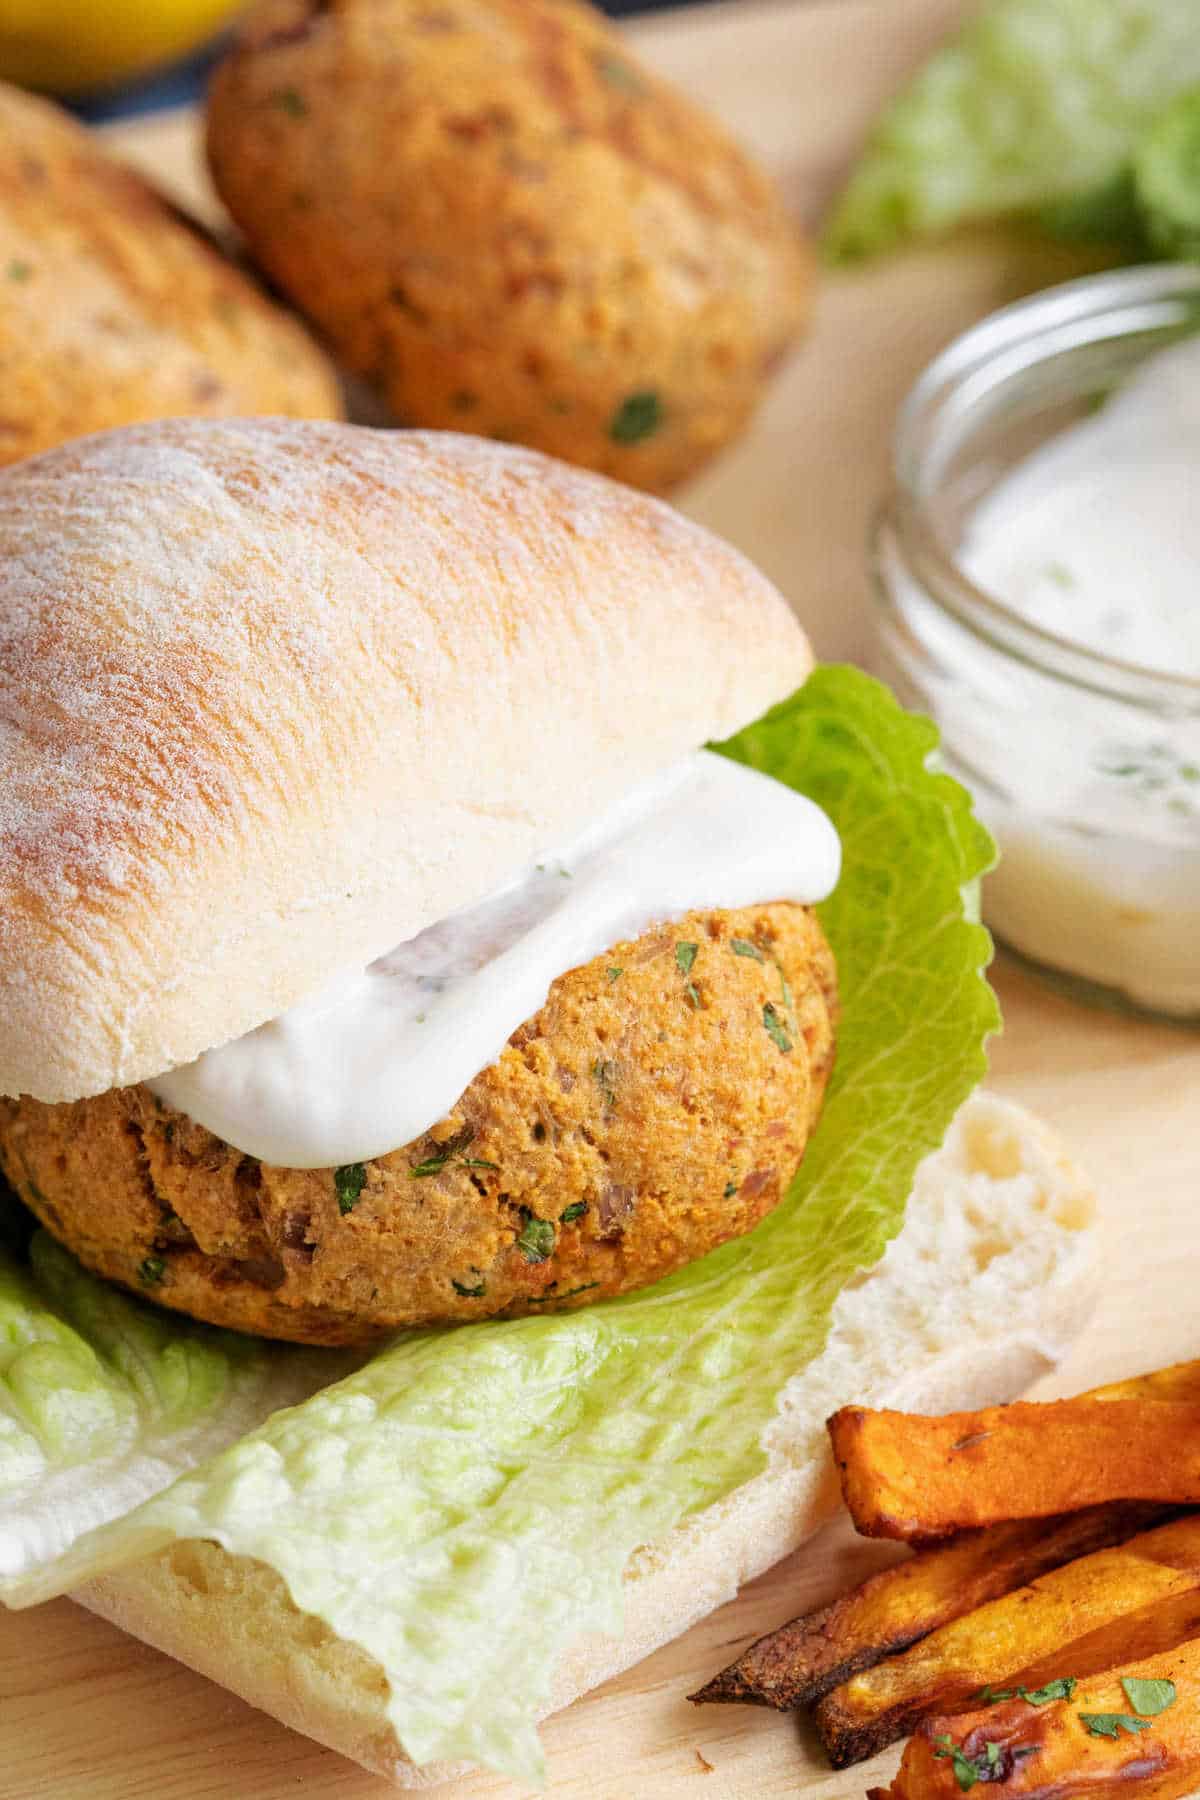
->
[[0, 420, 810, 1107], [76, 1091, 1098, 1785]]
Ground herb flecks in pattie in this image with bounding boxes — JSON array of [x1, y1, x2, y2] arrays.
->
[[676, 941, 701, 1008], [409, 1125, 478, 1178], [560, 1202, 588, 1224], [515, 1212, 555, 1263], [762, 1002, 792, 1054], [138, 1256, 166, 1286], [335, 1164, 367, 1213], [527, 1282, 599, 1303], [272, 86, 308, 117], [592, 1058, 618, 1110], [410, 1152, 452, 1178], [452, 1277, 487, 1299], [594, 51, 645, 93], [775, 960, 797, 1029], [610, 390, 663, 444], [606, 966, 623, 983], [7, 260, 32, 282], [730, 937, 765, 962]]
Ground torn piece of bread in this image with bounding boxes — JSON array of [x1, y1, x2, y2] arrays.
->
[[76, 1091, 1098, 1787]]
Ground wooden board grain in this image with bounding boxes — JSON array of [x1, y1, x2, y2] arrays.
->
[[3, 4, 1198, 1798]]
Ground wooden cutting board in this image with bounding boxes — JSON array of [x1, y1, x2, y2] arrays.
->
[[4, 3, 1199, 1796]]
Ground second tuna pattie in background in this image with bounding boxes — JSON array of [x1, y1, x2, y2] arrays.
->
[[0, 81, 342, 462], [205, 0, 811, 491]]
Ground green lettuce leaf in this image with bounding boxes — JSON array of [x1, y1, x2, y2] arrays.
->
[[1133, 83, 1200, 258], [0, 1220, 350, 1578], [0, 668, 998, 1783], [826, 0, 1200, 261]]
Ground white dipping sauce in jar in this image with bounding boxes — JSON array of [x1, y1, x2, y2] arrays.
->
[[963, 336, 1200, 679], [958, 336, 1200, 1016], [874, 267, 1200, 1021]]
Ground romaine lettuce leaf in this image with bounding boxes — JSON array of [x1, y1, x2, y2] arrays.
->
[[0, 667, 998, 1783], [0, 1222, 350, 1577], [1134, 83, 1200, 259], [826, 0, 1200, 260]]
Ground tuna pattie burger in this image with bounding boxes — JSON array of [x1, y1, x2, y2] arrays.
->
[[0, 421, 1095, 1787]]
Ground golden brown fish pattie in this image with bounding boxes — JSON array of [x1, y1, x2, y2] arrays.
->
[[205, 0, 811, 491], [0, 81, 341, 463], [0, 901, 837, 1345]]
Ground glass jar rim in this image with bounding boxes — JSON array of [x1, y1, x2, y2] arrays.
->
[[888, 263, 1200, 714]]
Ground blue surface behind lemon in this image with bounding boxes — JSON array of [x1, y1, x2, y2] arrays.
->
[[0, 0, 240, 107], [47, 0, 675, 121], [73, 45, 225, 121]]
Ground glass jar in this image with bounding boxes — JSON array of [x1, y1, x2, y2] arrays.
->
[[873, 265, 1200, 1023]]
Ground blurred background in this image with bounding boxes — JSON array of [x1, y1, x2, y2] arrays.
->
[[2, 0, 685, 121]]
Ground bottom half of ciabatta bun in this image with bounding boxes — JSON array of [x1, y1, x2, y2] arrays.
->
[[76, 1090, 1099, 1789]]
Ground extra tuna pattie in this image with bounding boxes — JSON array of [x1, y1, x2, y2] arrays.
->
[[205, 0, 811, 491], [0, 81, 341, 462]]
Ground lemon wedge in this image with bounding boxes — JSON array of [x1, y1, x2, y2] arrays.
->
[[0, 0, 244, 96]]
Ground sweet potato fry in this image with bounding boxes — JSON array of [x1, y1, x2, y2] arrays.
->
[[1014, 1587, 1200, 1697], [692, 1365, 1200, 1712], [688, 1505, 1172, 1712], [871, 1636, 1200, 1800], [816, 1515, 1200, 1768], [829, 1360, 1200, 1545], [1089, 1362, 1200, 1406], [829, 1400, 1200, 1543]]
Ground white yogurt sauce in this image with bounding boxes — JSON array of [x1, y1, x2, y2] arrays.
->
[[964, 336, 1200, 676], [150, 752, 841, 1167], [953, 333, 1200, 1014]]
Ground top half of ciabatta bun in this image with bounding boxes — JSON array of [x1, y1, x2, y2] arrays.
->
[[0, 419, 811, 1105]]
